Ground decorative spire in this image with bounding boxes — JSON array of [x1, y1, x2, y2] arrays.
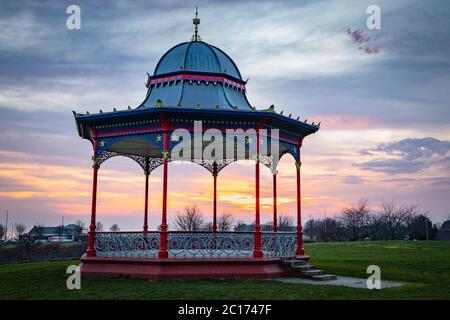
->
[[191, 6, 201, 42]]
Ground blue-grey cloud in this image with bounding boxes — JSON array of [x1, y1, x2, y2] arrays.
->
[[381, 177, 450, 187], [359, 137, 450, 174], [362, 138, 450, 160], [0, 0, 449, 130], [342, 175, 365, 184]]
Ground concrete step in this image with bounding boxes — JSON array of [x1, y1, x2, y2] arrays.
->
[[282, 259, 306, 267], [301, 269, 327, 277], [311, 274, 338, 281], [281, 256, 297, 261], [292, 264, 314, 271]]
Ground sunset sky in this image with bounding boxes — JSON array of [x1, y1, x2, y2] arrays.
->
[[1, 0, 450, 232]]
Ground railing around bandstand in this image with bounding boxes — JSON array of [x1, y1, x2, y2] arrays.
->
[[167, 231, 254, 258], [94, 231, 160, 258], [93, 231, 297, 258], [261, 232, 297, 257]]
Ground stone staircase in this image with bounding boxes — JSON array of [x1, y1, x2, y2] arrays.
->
[[282, 257, 337, 281]]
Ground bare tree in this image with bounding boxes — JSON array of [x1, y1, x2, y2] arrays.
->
[[262, 221, 274, 231], [0, 224, 5, 240], [110, 224, 120, 232], [366, 213, 384, 240], [174, 205, 205, 231], [75, 220, 85, 237], [379, 201, 417, 240], [379, 201, 399, 239], [96, 221, 104, 232], [17, 233, 39, 262], [315, 217, 344, 242], [340, 198, 371, 240], [234, 221, 255, 232], [217, 214, 234, 231], [14, 223, 26, 237], [303, 219, 316, 240], [202, 222, 213, 231], [278, 215, 295, 231], [407, 214, 434, 240]]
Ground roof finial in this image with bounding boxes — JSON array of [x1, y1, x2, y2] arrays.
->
[[192, 6, 201, 42]]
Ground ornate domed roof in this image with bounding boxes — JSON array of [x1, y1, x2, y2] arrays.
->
[[140, 40, 252, 111], [154, 41, 242, 80], [139, 10, 252, 111]]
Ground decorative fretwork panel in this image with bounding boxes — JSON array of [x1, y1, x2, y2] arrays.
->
[[194, 159, 238, 174], [261, 232, 297, 257], [93, 231, 297, 258], [167, 231, 254, 258], [94, 232, 160, 258], [96, 151, 165, 173]]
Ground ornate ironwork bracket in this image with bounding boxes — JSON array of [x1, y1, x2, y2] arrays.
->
[[259, 155, 273, 169], [194, 158, 238, 175], [96, 151, 165, 173]]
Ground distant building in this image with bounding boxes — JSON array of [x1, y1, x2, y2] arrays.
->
[[28, 224, 84, 242], [436, 221, 450, 240]]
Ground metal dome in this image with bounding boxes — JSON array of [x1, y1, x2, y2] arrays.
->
[[138, 9, 253, 111], [153, 41, 242, 80], [140, 40, 252, 111]]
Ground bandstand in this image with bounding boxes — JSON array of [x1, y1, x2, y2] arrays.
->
[[73, 12, 319, 279]]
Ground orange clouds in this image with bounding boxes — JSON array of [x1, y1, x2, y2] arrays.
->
[[4, 137, 445, 230], [0, 152, 320, 227]]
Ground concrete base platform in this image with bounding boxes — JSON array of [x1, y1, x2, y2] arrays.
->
[[80, 254, 310, 280]]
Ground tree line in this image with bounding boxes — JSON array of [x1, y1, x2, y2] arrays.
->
[[2, 200, 447, 242], [303, 199, 441, 241], [172, 201, 446, 242], [171, 205, 298, 232], [0, 221, 122, 241]]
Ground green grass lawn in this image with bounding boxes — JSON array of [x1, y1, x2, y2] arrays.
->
[[0, 241, 449, 299]]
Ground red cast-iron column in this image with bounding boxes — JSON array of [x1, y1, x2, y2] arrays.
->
[[272, 170, 278, 232], [296, 139, 305, 256], [143, 157, 150, 235], [212, 162, 218, 233], [253, 129, 263, 258], [86, 133, 99, 257], [158, 116, 169, 259]]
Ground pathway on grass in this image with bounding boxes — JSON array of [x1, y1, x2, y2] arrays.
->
[[272, 277, 403, 289]]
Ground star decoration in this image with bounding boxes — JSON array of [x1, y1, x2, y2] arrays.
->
[[245, 137, 253, 144], [171, 133, 179, 142], [156, 134, 162, 142], [99, 140, 106, 147]]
